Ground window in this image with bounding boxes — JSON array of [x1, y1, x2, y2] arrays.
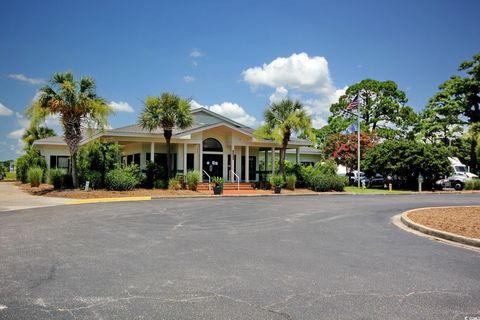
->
[[50, 155, 70, 171], [187, 153, 194, 170], [146, 153, 177, 171], [203, 138, 223, 152], [124, 153, 141, 166]]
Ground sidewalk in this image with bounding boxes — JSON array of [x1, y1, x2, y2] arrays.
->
[[0, 182, 72, 212]]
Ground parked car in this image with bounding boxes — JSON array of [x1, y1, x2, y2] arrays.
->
[[346, 171, 369, 187], [369, 174, 386, 189]]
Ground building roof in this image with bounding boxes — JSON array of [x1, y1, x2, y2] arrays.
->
[[286, 146, 322, 154], [32, 107, 314, 147]]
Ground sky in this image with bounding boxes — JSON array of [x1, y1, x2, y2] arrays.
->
[[1, 0, 479, 160]]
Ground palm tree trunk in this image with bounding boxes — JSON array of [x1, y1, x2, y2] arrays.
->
[[279, 131, 291, 175], [71, 151, 78, 188], [164, 130, 173, 179]]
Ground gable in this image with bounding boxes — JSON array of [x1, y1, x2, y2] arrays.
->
[[191, 108, 248, 129]]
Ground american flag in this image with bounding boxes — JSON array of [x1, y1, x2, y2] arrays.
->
[[346, 95, 359, 111]]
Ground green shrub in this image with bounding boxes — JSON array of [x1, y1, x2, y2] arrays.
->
[[49, 168, 68, 189], [212, 176, 224, 185], [309, 174, 347, 192], [168, 177, 182, 190], [16, 150, 47, 183], [269, 174, 284, 187], [144, 162, 167, 188], [77, 140, 122, 189], [285, 174, 297, 190], [186, 170, 201, 191], [84, 170, 102, 189], [464, 179, 480, 190], [153, 179, 168, 189], [105, 167, 140, 191], [28, 167, 44, 187]]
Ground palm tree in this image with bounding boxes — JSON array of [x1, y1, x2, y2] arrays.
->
[[138, 93, 193, 179], [28, 72, 111, 188], [255, 99, 314, 175], [22, 126, 56, 150]]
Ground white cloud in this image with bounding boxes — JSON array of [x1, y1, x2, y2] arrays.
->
[[183, 75, 195, 83], [15, 112, 30, 129], [242, 52, 335, 95], [190, 100, 257, 127], [209, 102, 257, 127], [108, 101, 134, 113], [0, 102, 13, 116], [269, 86, 288, 104], [7, 128, 25, 139], [7, 73, 45, 85], [243, 52, 346, 128], [189, 100, 203, 109], [190, 49, 205, 58]]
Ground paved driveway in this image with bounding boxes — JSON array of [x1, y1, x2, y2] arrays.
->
[[0, 194, 479, 319], [0, 182, 71, 212]]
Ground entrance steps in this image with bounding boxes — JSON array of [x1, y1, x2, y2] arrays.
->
[[197, 182, 255, 191]]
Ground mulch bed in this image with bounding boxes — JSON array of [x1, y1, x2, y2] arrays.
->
[[407, 207, 480, 239], [18, 183, 316, 199]]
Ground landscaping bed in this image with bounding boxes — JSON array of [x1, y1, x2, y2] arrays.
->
[[407, 206, 480, 239], [19, 182, 317, 199]]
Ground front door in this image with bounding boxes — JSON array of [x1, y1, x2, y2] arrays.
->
[[203, 154, 223, 181]]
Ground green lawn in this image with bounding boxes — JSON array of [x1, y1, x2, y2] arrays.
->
[[5, 172, 16, 180], [344, 186, 416, 194]]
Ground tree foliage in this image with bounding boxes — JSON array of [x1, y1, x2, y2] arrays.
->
[[76, 140, 122, 188], [255, 99, 314, 175], [22, 126, 56, 150], [15, 149, 46, 183], [138, 92, 193, 179], [322, 132, 377, 171], [422, 53, 480, 172], [363, 140, 452, 189], [28, 72, 112, 187], [329, 79, 417, 139]]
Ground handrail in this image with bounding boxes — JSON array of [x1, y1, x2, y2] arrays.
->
[[230, 170, 240, 191], [202, 170, 211, 191]]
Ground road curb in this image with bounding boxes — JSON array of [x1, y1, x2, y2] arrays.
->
[[400, 207, 480, 248], [65, 196, 152, 204]]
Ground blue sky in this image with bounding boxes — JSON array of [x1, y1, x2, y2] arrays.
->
[[1, 0, 479, 160]]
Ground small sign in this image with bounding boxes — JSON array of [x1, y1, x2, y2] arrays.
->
[[418, 174, 424, 183], [84, 181, 90, 192]]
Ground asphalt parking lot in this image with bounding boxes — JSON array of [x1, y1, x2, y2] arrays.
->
[[0, 194, 479, 319]]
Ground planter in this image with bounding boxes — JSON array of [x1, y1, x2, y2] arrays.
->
[[214, 183, 223, 195], [274, 185, 282, 194]]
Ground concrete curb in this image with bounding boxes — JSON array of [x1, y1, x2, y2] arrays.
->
[[60, 190, 480, 203], [400, 207, 480, 248]]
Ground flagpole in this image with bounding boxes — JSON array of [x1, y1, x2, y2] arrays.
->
[[357, 94, 361, 189]]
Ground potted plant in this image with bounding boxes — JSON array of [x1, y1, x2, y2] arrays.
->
[[212, 176, 224, 195], [269, 174, 284, 194]]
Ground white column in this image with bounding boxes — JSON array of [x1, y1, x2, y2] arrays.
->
[[296, 147, 300, 164], [199, 143, 203, 171], [271, 147, 275, 175], [245, 146, 249, 182], [231, 144, 235, 182], [183, 143, 187, 175], [150, 142, 155, 162]]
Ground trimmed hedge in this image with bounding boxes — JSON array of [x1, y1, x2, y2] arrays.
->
[[105, 167, 140, 191], [28, 167, 43, 187], [309, 174, 347, 192]]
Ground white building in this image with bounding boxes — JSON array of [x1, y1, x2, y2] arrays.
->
[[32, 108, 322, 182]]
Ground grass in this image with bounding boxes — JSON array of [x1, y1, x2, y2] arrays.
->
[[5, 172, 16, 180], [344, 186, 416, 194]]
